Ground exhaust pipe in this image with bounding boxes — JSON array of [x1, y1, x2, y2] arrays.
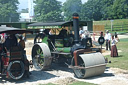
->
[[73, 13, 79, 44], [71, 13, 84, 53]]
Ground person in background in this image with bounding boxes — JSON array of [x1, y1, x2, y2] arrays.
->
[[115, 32, 120, 42], [0, 33, 7, 44], [19, 35, 30, 76], [92, 33, 96, 41], [81, 31, 85, 39], [19, 35, 25, 50], [49, 30, 53, 35], [0, 35, 4, 60], [98, 31, 105, 44], [79, 28, 83, 38], [81, 30, 91, 39], [100, 31, 104, 37], [111, 35, 118, 57], [105, 30, 111, 51]]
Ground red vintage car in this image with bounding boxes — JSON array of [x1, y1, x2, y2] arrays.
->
[[0, 26, 32, 80]]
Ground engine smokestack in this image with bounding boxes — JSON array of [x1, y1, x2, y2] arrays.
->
[[73, 13, 79, 44], [71, 13, 83, 53]]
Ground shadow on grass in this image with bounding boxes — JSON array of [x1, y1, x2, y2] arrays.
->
[[118, 55, 123, 57], [111, 55, 123, 58]]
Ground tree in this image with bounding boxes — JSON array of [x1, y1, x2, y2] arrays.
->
[[81, 0, 105, 21], [101, 0, 128, 20], [0, 0, 19, 22], [92, 0, 104, 20], [34, 0, 63, 22], [81, 0, 128, 20], [62, 0, 82, 21], [100, 0, 115, 20], [112, 0, 128, 19], [81, 0, 93, 21], [20, 8, 29, 13]]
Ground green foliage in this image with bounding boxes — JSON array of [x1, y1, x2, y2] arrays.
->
[[100, 0, 114, 20], [34, 0, 63, 22], [81, 0, 93, 21], [81, 0, 128, 21], [112, 0, 128, 19], [38, 83, 56, 85], [81, 0, 103, 21], [62, 0, 82, 21], [0, 0, 19, 22], [0, 0, 127, 22], [20, 8, 28, 13], [38, 81, 97, 85], [69, 81, 97, 85]]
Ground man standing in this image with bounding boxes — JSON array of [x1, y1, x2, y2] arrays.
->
[[19, 35, 25, 50], [79, 28, 83, 39], [105, 30, 111, 50]]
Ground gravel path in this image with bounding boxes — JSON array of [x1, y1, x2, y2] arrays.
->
[[1, 63, 128, 85], [0, 34, 128, 85]]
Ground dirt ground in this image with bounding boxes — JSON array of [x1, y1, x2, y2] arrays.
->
[[0, 34, 128, 85]]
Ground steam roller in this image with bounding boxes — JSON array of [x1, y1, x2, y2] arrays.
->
[[31, 13, 106, 79], [70, 13, 106, 78]]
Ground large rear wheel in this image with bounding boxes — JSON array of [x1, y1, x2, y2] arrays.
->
[[7, 61, 24, 80], [32, 43, 52, 70]]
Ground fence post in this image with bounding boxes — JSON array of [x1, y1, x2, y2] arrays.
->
[[110, 20, 114, 31], [122, 24, 123, 31]]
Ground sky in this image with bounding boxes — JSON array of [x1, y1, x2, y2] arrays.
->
[[18, 0, 88, 11]]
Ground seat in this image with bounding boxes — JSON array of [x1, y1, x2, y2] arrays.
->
[[10, 46, 23, 60]]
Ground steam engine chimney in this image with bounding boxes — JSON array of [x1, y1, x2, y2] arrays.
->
[[71, 13, 92, 53], [73, 13, 79, 44]]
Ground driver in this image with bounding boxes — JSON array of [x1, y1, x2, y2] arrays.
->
[[4, 34, 18, 52], [19, 35, 25, 50]]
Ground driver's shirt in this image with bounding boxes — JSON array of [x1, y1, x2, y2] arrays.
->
[[4, 37, 17, 51]]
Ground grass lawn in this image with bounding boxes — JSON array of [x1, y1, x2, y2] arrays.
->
[[69, 81, 97, 85], [94, 19, 128, 26], [105, 38, 128, 70], [39, 83, 55, 85], [93, 19, 128, 32], [39, 81, 97, 85]]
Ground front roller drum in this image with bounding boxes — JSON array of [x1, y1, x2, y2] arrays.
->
[[32, 43, 52, 70], [71, 52, 106, 78]]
